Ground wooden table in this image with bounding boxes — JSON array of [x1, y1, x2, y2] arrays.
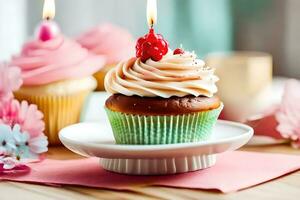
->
[[1, 145, 300, 200]]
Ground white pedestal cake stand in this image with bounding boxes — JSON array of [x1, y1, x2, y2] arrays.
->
[[59, 120, 253, 175]]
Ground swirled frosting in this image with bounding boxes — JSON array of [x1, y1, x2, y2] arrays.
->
[[105, 51, 218, 98], [76, 23, 135, 64], [10, 35, 106, 86]]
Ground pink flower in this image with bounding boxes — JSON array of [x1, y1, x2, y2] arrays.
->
[[0, 99, 45, 138], [18, 101, 45, 138], [28, 134, 48, 154], [276, 79, 300, 148], [0, 62, 22, 102], [0, 100, 19, 127], [12, 124, 48, 159], [0, 156, 19, 169], [0, 155, 31, 173]]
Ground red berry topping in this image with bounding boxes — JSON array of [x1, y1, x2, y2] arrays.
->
[[173, 48, 185, 55], [136, 29, 169, 62]]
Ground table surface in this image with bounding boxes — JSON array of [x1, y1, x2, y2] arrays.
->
[[1, 145, 300, 200]]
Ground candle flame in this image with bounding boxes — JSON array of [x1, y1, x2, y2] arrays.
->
[[43, 0, 55, 20], [147, 0, 157, 28]]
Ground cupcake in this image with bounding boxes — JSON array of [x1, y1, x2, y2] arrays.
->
[[104, 29, 223, 145], [10, 34, 106, 145], [77, 23, 135, 91]]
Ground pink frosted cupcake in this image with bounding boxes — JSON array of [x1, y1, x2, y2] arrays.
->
[[77, 23, 135, 90], [11, 34, 105, 145]]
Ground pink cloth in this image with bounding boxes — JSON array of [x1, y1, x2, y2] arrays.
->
[[1, 151, 300, 193]]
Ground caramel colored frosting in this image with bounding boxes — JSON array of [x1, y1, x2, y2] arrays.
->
[[105, 51, 218, 98]]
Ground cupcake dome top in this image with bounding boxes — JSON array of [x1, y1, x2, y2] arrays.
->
[[104, 51, 218, 98], [10, 35, 106, 86], [76, 23, 135, 65]]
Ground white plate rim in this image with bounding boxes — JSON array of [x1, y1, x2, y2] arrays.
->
[[59, 120, 253, 152]]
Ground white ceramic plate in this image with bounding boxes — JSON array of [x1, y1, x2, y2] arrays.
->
[[59, 120, 253, 175], [59, 120, 253, 159]]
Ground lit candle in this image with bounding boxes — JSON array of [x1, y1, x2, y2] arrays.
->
[[147, 0, 157, 29], [35, 0, 60, 41], [136, 0, 168, 62]]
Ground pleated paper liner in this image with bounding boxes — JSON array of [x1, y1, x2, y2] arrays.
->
[[14, 90, 92, 145], [105, 104, 223, 145]]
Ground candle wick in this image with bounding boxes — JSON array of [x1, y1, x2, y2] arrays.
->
[[150, 19, 154, 29], [46, 16, 50, 21]]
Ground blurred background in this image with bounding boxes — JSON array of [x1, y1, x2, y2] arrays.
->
[[0, 0, 299, 78]]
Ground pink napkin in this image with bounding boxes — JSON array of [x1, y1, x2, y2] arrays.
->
[[1, 151, 300, 193]]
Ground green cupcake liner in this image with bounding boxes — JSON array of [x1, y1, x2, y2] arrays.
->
[[105, 104, 223, 145]]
